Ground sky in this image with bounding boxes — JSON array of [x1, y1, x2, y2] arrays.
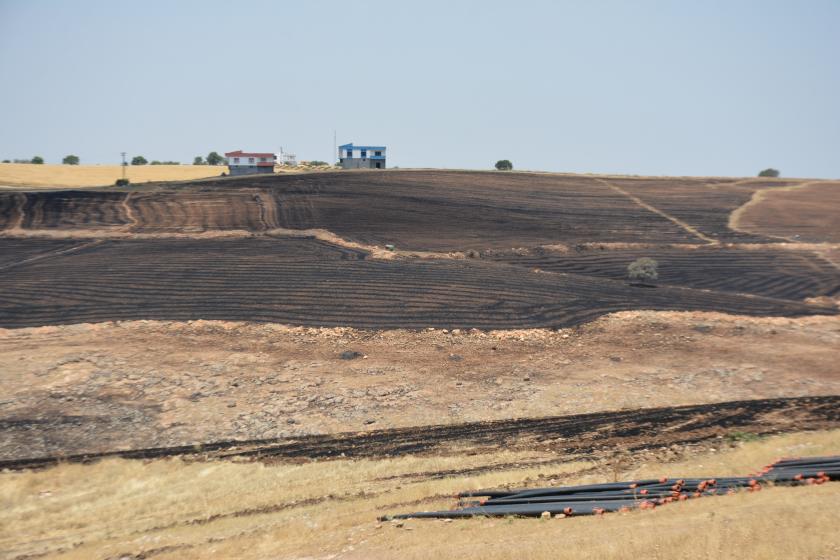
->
[[0, 0, 838, 177]]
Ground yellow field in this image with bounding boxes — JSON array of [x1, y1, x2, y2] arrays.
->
[[1, 430, 838, 559], [0, 163, 228, 188]]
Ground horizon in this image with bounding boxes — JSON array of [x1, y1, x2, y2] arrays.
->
[[1, 0, 839, 177]]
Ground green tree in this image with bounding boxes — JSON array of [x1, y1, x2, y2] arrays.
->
[[62, 155, 80, 165], [758, 168, 780, 178], [193, 156, 205, 165], [131, 155, 148, 166], [206, 151, 224, 165], [627, 257, 659, 284], [31, 156, 45, 164], [495, 159, 513, 171]]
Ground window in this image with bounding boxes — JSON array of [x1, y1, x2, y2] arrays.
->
[[346, 149, 353, 157], [374, 151, 382, 157], [361, 150, 367, 158], [248, 157, 255, 163], [260, 157, 266, 162], [233, 157, 240, 163]]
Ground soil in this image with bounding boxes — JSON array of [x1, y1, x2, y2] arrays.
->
[[1, 170, 838, 465], [732, 181, 840, 243], [2, 311, 839, 462]]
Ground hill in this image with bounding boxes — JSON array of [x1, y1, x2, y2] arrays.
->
[[0, 170, 837, 329]]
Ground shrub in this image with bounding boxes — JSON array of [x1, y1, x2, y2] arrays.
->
[[62, 155, 80, 165], [758, 168, 780, 178], [627, 257, 658, 283], [131, 156, 148, 165], [31, 156, 44, 164], [150, 161, 180, 165], [306, 160, 329, 166], [1, 160, 9, 163], [114, 178, 130, 186], [495, 160, 513, 171]]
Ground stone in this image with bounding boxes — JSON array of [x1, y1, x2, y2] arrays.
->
[[541, 511, 551, 519], [340, 351, 363, 360]]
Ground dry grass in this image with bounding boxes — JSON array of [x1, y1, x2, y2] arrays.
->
[[0, 163, 228, 188], [1, 430, 839, 559]]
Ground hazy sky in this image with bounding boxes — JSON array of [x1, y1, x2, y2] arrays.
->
[[1, 0, 838, 177]]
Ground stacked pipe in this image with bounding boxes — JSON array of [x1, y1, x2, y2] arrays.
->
[[385, 455, 840, 520]]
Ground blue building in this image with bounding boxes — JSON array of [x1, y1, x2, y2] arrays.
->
[[339, 143, 386, 169]]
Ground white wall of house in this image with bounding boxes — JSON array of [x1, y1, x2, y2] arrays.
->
[[227, 155, 275, 167], [343, 148, 386, 159]]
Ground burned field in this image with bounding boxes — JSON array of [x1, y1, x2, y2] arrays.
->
[[0, 170, 838, 329], [3, 396, 838, 470], [0, 236, 834, 329]]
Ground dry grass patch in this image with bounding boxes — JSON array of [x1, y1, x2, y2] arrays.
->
[[0, 431, 838, 559], [0, 163, 227, 188]]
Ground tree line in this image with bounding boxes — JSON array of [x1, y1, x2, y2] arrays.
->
[[0, 152, 227, 166]]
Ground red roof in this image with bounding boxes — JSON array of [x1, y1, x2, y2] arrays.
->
[[224, 150, 276, 158]]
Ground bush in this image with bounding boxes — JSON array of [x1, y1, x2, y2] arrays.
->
[[115, 178, 130, 186], [150, 161, 180, 165], [758, 168, 780, 178], [1, 160, 10, 163], [31, 156, 44, 164], [62, 155, 80, 165], [306, 160, 329, 166], [495, 160, 513, 171], [193, 156, 205, 165], [131, 156, 148, 166], [627, 257, 658, 283]]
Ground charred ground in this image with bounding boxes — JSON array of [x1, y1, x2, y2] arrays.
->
[[0, 170, 837, 329]]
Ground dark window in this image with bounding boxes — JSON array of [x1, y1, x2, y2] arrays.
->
[[375, 151, 382, 156], [361, 150, 367, 158], [233, 157, 240, 163], [346, 150, 353, 157], [248, 157, 255, 163]]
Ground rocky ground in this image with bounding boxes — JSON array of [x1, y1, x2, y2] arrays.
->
[[2, 310, 838, 461]]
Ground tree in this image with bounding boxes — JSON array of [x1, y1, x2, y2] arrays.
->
[[193, 156, 205, 165], [31, 156, 44, 164], [1, 160, 10, 163], [62, 155, 80, 165], [206, 151, 224, 165], [758, 168, 780, 178], [131, 156, 148, 165], [627, 257, 659, 284], [495, 160, 513, 171]]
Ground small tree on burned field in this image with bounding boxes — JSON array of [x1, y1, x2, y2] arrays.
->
[[627, 257, 659, 285]]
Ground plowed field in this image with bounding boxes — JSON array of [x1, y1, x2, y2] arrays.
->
[[0, 170, 837, 329]]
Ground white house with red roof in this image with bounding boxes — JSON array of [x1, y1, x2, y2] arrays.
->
[[224, 150, 277, 176]]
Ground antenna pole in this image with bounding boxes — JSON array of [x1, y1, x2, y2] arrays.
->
[[120, 152, 126, 180]]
